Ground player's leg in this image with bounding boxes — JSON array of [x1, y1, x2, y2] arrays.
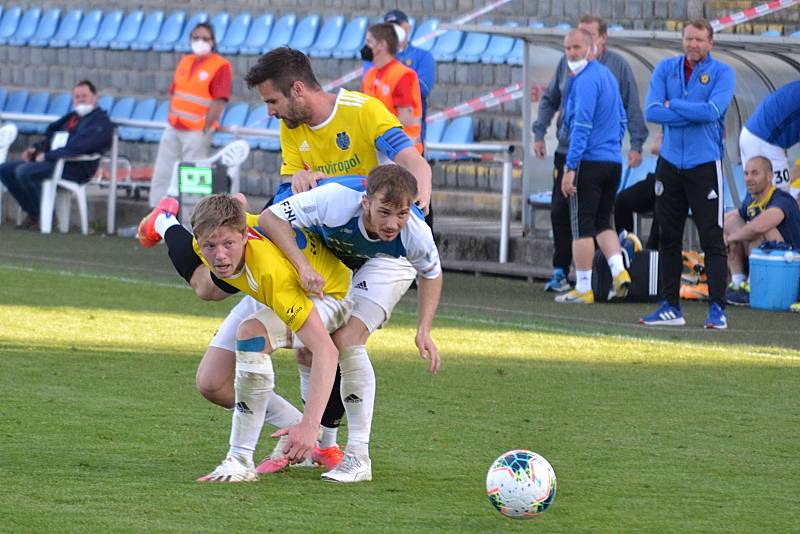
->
[[594, 162, 630, 298], [556, 163, 598, 303], [546, 152, 572, 292]]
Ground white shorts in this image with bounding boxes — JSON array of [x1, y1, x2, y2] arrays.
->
[[739, 127, 790, 191], [350, 256, 416, 333], [209, 294, 352, 352]]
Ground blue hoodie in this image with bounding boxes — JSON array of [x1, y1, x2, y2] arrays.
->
[[645, 52, 735, 169], [745, 80, 800, 149]]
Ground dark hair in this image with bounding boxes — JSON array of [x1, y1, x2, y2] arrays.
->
[[368, 23, 399, 56], [683, 19, 714, 40], [74, 79, 97, 95], [579, 14, 607, 36], [366, 164, 418, 206], [244, 47, 321, 95], [192, 22, 216, 48]]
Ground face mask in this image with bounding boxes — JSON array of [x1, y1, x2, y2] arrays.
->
[[191, 39, 212, 56], [567, 58, 587, 74], [360, 45, 374, 62], [74, 104, 93, 117]]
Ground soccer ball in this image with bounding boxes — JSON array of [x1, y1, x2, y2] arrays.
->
[[485, 449, 557, 519]]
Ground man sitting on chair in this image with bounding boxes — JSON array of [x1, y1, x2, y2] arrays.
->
[[0, 80, 113, 230]]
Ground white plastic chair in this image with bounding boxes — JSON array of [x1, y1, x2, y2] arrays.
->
[[0, 123, 19, 224], [166, 139, 251, 198], [39, 153, 101, 234]]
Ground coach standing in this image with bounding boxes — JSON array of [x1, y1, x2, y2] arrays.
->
[[640, 20, 735, 329]]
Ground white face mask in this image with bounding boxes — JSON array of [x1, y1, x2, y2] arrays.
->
[[191, 39, 212, 56], [567, 58, 587, 74], [74, 104, 93, 117]]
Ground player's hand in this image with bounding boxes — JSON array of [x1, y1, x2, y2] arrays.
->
[[272, 421, 317, 464], [291, 169, 325, 194], [232, 192, 248, 210], [35, 152, 45, 162], [299, 264, 325, 297], [534, 140, 546, 160], [628, 150, 642, 169], [21, 147, 35, 162], [415, 331, 441, 374], [561, 170, 576, 197]]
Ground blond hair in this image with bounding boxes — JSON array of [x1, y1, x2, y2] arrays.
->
[[190, 193, 246, 239]]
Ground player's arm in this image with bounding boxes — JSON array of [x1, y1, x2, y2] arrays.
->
[[416, 273, 442, 374], [394, 146, 432, 212], [727, 206, 785, 243], [189, 267, 234, 301]]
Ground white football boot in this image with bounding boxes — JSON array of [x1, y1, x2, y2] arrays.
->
[[320, 452, 372, 483], [197, 455, 258, 483]]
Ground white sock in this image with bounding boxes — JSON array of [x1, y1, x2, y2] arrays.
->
[[319, 426, 338, 449], [339, 345, 375, 458], [731, 273, 746, 289], [607, 254, 625, 277], [263, 392, 302, 429], [154, 212, 179, 238], [297, 364, 311, 404], [576, 269, 592, 293], [228, 346, 275, 464]]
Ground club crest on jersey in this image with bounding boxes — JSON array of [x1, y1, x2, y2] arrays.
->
[[199, 70, 209, 81], [336, 131, 351, 150], [246, 227, 264, 241], [699, 73, 710, 85]]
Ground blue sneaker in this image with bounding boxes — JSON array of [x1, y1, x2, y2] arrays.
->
[[705, 302, 728, 330], [725, 283, 749, 307], [544, 268, 570, 293], [640, 301, 686, 326]]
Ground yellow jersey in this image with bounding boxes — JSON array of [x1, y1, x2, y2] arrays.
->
[[193, 213, 351, 331], [279, 88, 404, 177]]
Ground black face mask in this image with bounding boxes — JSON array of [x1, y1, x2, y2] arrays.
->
[[360, 45, 373, 62]]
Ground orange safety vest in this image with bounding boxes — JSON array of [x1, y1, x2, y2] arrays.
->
[[362, 59, 424, 154], [168, 53, 230, 131]]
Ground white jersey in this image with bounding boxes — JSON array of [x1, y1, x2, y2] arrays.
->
[[269, 180, 441, 279]]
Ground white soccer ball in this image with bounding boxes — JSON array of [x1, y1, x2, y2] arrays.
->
[[485, 449, 557, 519]]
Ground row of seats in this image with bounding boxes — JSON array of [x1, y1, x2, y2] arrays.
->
[[0, 5, 563, 64], [0, 89, 475, 157]]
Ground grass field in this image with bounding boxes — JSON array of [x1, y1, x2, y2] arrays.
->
[[1, 227, 799, 532]]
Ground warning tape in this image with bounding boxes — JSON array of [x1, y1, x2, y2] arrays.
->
[[711, 0, 800, 31]]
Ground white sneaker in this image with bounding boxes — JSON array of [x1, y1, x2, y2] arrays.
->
[[320, 452, 372, 483], [197, 456, 258, 483]]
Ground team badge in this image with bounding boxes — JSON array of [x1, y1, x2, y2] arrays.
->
[[699, 73, 710, 85], [654, 180, 664, 196], [336, 131, 351, 150], [405, 59, 412, 66], [199, 71, 209, 81]]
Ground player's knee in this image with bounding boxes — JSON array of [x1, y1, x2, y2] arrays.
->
[[295, 347, 313, 367], [195, 372, 234, 409], [236, 319, 272, 353], [332, 318, 370, 348]]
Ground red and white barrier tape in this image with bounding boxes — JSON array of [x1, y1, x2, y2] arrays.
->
[[711, 0, 800, 31]]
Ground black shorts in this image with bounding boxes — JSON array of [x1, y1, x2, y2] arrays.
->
[[569, 160, 622, 239]]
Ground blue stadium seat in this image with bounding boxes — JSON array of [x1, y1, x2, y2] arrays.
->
[[217, 12, 252, 54], [454, 20, 493, 63], [427, 116, 474, 160], [431, 27, 465, 62], [89, 10, 124, 49], [424, 118, 447, 145], [791, 31, 800, 38], [553, 23, 572, 30], [212, 102, 250, 147], [332, 16, 367, 59], [264, 13, 297, 52], [238, 13, 273, 55], [68, 9, 102, 48], [150, 11, 185, 52], [27, 8, 62, 47], [608, 24, 624, 32], [118, 97, 158, 142], [110, 97, 136, 123], [260, 117, 281, 151], [143, 100, 170, 142], [0, 89, 8, 112], [0, 6, 23, 46], [18, 92, 49, 134], [129, 10, 164, 51], [760, 30, 781, 37], [47, 8, 83, 48], [46, 92, 73, 117], [210, 12, 231, 44], [109, 10, 145, 50], [481, 21, 518, 64], [4, 90, 29, 114], [242, 104, 269, 149], [96, 95, 115, 113], [410, 18, 439, 51], [172, 12, 209, 53], [8, 7, 42, 47], [288, 14, 320, 52], [308, 15, 345, 58]]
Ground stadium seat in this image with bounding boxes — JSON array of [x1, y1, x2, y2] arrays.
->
[[209, 11, 231, 47], [40, 153, 101, 235], [96, 95, 115, 113], [260, 117, 281, 151], [238, 13, 274, 55], [288, 14, 320, 52], [554, 23, 572, 30], [608, 24, 624, 32], [143, 100, 170, 142], [109, 97, 136, 122], [172, 12, 209, 53], [308, 15, 345, 58], [8, 7, 43, 47], [216, 11, 252, 54], [331, 16, 367, 59], [424, 118, 447, 145], [760, 30, 781, 37], [17, 92, 49, 134], [431, 27, 464, 62], [212, 102, 250, 147], [410, 18, 439, 51], [88, 10, 124, 49], [129, 10, 164, 51], [454, 20, 493, 63], [118, 98, 158, 142], [26, 7, 62, 47], [790, 31, 800, 39], [264, 13, 297, 52], [481, 21, 518, 64], [0, 6, 23, 46], [4, 90, 29, 115], [47, 8, 83, 48], [427, 116, 474, 160], [150, 11, 186, 52], [46, 92, 72, 117], [241, 104, 269, 149], [68, 9, 102, 48], [0, 89, 7, 112], [109, 10, 145, 50]]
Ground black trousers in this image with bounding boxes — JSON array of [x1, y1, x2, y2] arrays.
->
[[654, 158, 727, 307], [614, 172, 660, 250], [549, 151, 572, 272]]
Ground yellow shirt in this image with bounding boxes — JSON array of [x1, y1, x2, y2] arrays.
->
[[279, 89, 403, 177], [193, 214, 351, 331]]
